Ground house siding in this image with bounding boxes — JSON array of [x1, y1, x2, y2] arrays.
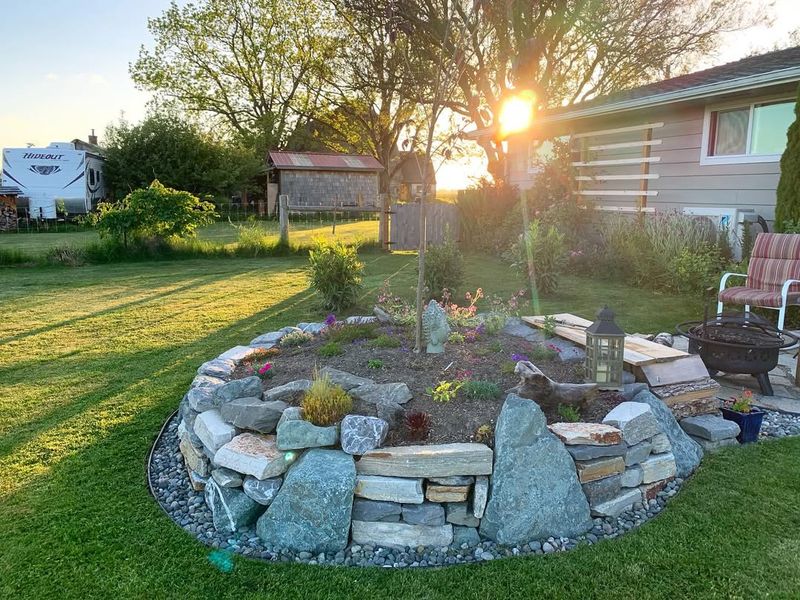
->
[[509, 83, 796, 221]]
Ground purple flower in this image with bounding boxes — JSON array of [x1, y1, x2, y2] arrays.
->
[[475, 323, 486, 334], [325, 314, 336, 326], [511, 353, 529, 362]]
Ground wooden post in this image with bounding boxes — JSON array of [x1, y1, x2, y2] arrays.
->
[[639, 127, 653, 211], [378, 193, 389, 250], [279, 194, 289, 245], [520, 188, 540, 316]]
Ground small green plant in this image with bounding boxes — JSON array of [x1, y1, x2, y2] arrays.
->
[[728, 389, 755, 413], [45, 244, 86, 267], [327, 323, 379, 344], [541, 315, 558, 338], [557, 403, 582, 423], [301, 371, 353, 426], [318, 341, 343, 357], [367, 358, 384, 369], [530, 343, 559, 361], [280, 330, 314, 347], [448, 331, 466, 344], [461, 380, 501, 400], [307, 237, 365, 311], [427, 380, 464, 403], [482, 312, 507, 335], [422, 230, 464, 299], [404, 410, 432, 440], [500, 360, 517, 375], [475, 423, 494, 445], [369, 333, 401, 348], [509, 219, 567, 295]]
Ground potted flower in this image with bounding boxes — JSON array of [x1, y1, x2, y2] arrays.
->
[[720, 389, 765, 443]]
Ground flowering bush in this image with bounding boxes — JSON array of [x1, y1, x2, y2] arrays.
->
[[256, 362, 274, 379], [727, 389, 755, 413]]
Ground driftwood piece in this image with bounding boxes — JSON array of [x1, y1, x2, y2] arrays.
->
[[510, 361, 598, 410]]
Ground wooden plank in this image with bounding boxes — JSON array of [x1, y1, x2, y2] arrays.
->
[[651, 377, 720, 406], [571, 122, 664, 139], [577, 190, 659, 197], [575, 174, 660, 181], [639, 127, 653, 209], [588, 139, 663, 151], [571, 157, 661, 167], [522, 314, 688, 367], [638, 355, 710, 386]]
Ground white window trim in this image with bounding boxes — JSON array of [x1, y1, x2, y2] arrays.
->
[[700, 95, 794, 165]]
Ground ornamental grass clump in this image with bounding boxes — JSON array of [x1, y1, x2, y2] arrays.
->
[[280, 330, 313, 347], [307, 238, 365, 311], [461, 380, 501, 400], [301, 372, 353, 426]]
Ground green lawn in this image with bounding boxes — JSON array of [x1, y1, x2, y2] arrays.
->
[[0, 219, 379, 256], [1, 254, 798, 599]]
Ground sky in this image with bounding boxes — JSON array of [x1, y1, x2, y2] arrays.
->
[[1, 0, 799, 190]]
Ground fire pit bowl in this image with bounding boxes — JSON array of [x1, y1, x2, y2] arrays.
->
[[675, 314, 798, 396]]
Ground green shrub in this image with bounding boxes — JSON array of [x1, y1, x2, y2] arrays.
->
[[509, 219, 567, 295], [307, 238, 365, 311], [367, 358, 384, 369], [45, 244, 86, 267], [234, 220, 275, 256], [301, 372, 353, 426], [422, 231, 464, 299], [500, 360, 516, 374], [327, 323, 379, 343], [531, 343, 559, 361], [427, 380, 463, 403], [369, 333, 401, 348], [776, 85, 800, 230], [667, 245, 723, 294], [557, 403, 581, 423], [280, 330, 313, 347], [318, 341, 343, 357], [461, 380, 501, 400], [0, 247, 33, 266], [482, 312, 507, 335], [92, 180, 216, 247], [448, 331, 465, 344]]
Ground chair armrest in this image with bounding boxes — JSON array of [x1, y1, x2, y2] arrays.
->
[[780, 279, 800, 306], [719, 272, 748, 293]]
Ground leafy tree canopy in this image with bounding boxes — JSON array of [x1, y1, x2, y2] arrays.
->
[[775, 85, 800, 230], [103, 114, 261, 201]]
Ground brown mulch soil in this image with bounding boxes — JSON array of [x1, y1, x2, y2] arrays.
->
[[233, 323, 625, 446]]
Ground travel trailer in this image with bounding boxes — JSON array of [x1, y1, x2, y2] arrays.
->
[[1, 136, 105, 219]]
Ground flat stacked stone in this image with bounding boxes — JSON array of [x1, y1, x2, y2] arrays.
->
[[602, 402, 660, 446], [214, 376, 262, 404], [220, 398, 286, 433], [356, 443, 493, 477], [445, 502, 479, 527], [354, 475, 424, 503], [574, 456, 625, 483], [350, 521, 453, 549], [426, 484, 470, 503], [193, 409, 236, 454], [402, 502, 445, 526], [214, 433, 293, 480], [680, 414, 740, 452], [640, 452, 677, 483], [351, 498, 402, 522]]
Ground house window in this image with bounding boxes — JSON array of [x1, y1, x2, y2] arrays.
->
[[703, 99, 794, 164]]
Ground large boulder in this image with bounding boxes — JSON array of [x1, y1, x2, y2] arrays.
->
[[219, 397, 287, 433], [197, 358, 236, 380], [214, 376, 263, 404], [350, 383, 413, 406], [319, 367, 374, 390], [275, 407, 338, 450], [256, 449, 356, 553], [340, 415, 388, 455], [204, 479, 263, 533], [480, 394, 592, 544], [633, 390, 703, 478]]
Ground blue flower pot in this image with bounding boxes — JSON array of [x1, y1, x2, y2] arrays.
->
[[720, 406, 765, 444]]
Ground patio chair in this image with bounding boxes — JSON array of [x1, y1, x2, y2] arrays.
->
[[717, 233, 800, 331]]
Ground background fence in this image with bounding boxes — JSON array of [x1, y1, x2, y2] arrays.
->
[[389, 201, 459, 250]]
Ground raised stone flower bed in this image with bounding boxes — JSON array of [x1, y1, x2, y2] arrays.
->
[[154, 315, 790, 566]]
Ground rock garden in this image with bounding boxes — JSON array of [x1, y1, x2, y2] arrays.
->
[[147, 290, 800, 568]]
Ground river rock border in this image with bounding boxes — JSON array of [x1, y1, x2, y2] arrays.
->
[[148, 317, 798, 567]]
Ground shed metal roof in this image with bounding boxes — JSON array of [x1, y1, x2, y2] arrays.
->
[[268, 151, 384, 172]]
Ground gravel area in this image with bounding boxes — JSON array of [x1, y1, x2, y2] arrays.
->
[[760, 409, 800, 438], [149, 412, 698, 569]]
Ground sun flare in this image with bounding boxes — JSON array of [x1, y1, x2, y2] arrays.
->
[[498, 90, 536, 138]]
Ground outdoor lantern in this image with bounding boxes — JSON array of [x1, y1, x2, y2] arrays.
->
[[585, 306, 625, 390]]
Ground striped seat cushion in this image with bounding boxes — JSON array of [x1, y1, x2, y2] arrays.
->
[[718, 285, 800, 308], [718, 233, 800, 308]]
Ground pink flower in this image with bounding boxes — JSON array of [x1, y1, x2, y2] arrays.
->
[[258, 362, 273, 375]]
